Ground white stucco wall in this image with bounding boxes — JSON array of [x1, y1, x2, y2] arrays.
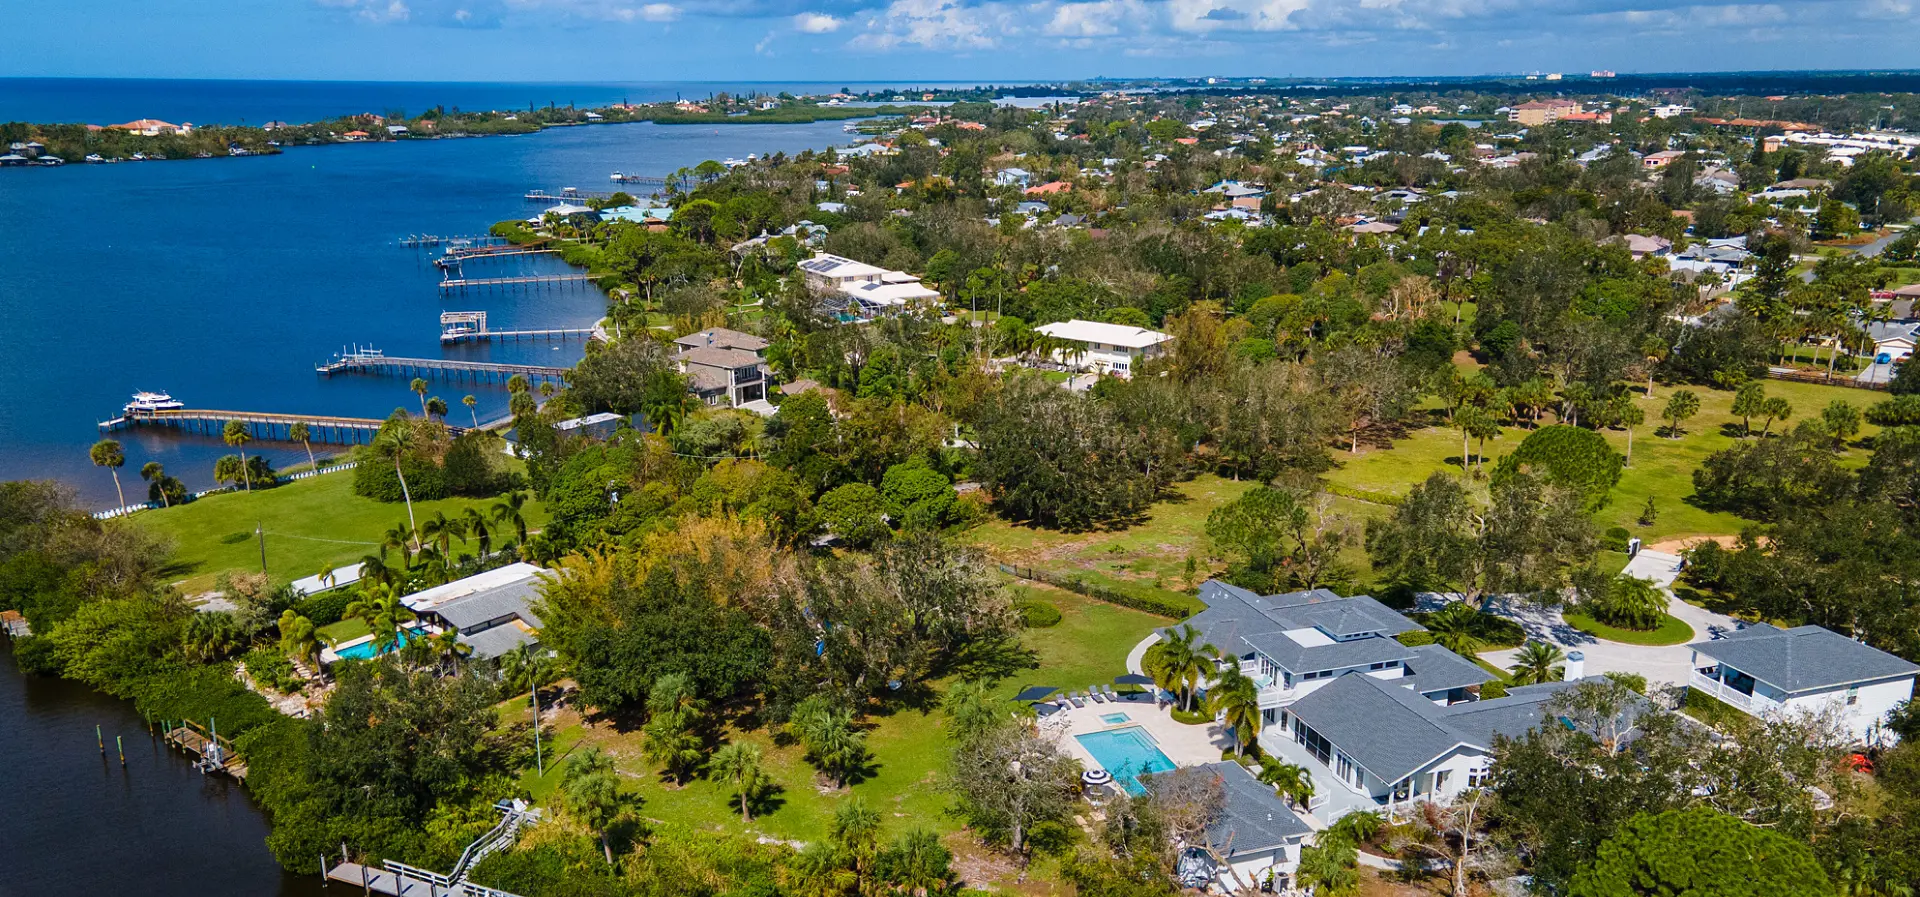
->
[[1783, 676, 1915, 745]]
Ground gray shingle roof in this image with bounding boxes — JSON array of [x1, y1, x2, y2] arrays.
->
[[1182, 580, 1421, 671], [459, 623, 540, 660], [1284, 673, 1471, 784], [1401, 644, 1496, 694], [1197, 761, 1313, 855], [1239, 631, 1417, 673], [1689, 624, 1920, 694], [673, 327, 767, 353], [431, 580, 543, 632]]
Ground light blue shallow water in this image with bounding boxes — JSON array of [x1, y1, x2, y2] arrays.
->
[[1076, 726, 1178, 795], [0, 112, 861, 505]]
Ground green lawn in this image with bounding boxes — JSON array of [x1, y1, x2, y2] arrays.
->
[[316, 617, 370, 646], [1319, 377, 1884, 545], [1562, 610, 1695, 646], [514, 585, 1164, 844], [968, 474, 1255, 612], [133, 469, 550, 592]]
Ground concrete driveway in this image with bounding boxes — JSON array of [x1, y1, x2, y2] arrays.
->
[[1477, 550, 1738, 688]]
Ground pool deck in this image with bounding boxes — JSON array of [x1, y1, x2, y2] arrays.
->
[[1041, 691, 1236, 773]]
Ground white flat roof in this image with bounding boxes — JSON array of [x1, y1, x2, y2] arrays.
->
[[402, 562, 544, 612], [1034, 319, 1172, 349]]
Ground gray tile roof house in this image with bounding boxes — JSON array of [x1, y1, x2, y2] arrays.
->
[[1689, 624, 1920, 694], [1179, 581, 1488, 705], [1199, 761, 1315, 853], [404, 563, 546, 660], [1281, 673, 1607, 800], [673, 327, 768, 355]]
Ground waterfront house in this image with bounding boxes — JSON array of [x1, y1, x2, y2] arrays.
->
[[553, 412, 627, 440], [674, 329, 772, 407], [401, 563, 546, 661], [799, 253, 940, 323], [1688, 623, 1919, 745], [111, 118, 191, 136], [1032, 319, 1173, 379]]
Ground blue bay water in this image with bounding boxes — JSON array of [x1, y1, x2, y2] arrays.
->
[[0, 114, 862, 506]]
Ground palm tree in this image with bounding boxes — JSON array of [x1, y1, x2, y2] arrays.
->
[[506, 373, 531, 395], [357, 553, 394, 588], [1662, 389, 1701, 439], [181, 611, 242, 663], [463, 508, 492, 557], [382, 521, 416, 569], [289, 422, 316, 472], [90, 438, 128, 508], [710, 742, 769, 821], [140, 460, 170, 507], [1145, 623, 1220, 712], [278, 609, 320, 666], [371, 427, 418, 536], [344, 583, 409, 654], [425, 396, 449, 420], [492, 491, 530, 545], [427, 628, 472, 674], [1297, 839, 1360, 897], [1257, 756, 1315, 808], [538, 381, 555, 399], [501, 642, 551, 695], [1206, 666, 1262, 755], [410, 377, 430, 416], [560, 747, 628, 864], [1423, 602, 1485, 657], [462, 394, 479, 427], [1508, 641, 1567, 686], [789, 695, 869, 789], [420, 510, 466, 558], [221, 421, 254, 492]]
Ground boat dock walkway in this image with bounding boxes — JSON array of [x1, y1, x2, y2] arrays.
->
[[325, 862, 523, 897], [100, 408, 410, 445], [317, 352, 570, 384], [525, 188, 622, 202], [442, 327, 594, 345], [438, 273, 593, 293], [441, 246, 557, 261], [1, 610, 29, 637], [163, 719, 247, 779], [401, 234, 502, 249]]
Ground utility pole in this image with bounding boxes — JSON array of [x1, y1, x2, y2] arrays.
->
[[257, 520, 268, 574]]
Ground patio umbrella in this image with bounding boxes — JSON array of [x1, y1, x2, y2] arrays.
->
[[1082, 768, 1114, 787], [1113, 673, 1156, 686], [1014, 685, 1062, 702]]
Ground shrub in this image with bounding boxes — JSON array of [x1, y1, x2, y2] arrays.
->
[[296, 590, 353, 627], [1015, 598, 1062, 628], [1600, 526, 1632, 553], [818, 482, 890, 547], [1395, 630, 1436, 647], [1481, 680, 1508, 699], [243, 646, 302, 693]]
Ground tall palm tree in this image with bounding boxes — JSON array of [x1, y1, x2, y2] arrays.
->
[[90, 438, 128, 508], [1257, 756, 1315, 808], [463, 508, 492, 557], [1206, 666, 1262, 755], [1145, 623, 1220, 712], [420, 510, 466, 558], [382, 521, 416, 569], [410, 377, 430, 416], [371, 427, 418, 536], [140, 460, 170, 507], [507, 373, 530, 395], [289, 422, 316, 472], [492, 491, 530, 545], [710, 742, 768, 821], [358, 553, 394, 588], [1423, 602, 1485, 658], [278, 609, 320, 666], [425, 396, 449, 420], [560, 747, 627, 865], [1509, 641, 1567, 686], [462, 394, 479, 427], [221, 421, 254, 493]]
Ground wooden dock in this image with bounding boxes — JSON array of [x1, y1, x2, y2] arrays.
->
[[316, 353, 570, 384], [438, 273, 593, 293], [442, 327, 594, 345], [400, 234, 502, 249], [441, 246, 557, 261], [100, 408, 408, 445], [163, 719, 247, 779], [524, 189, 621, 203], [1, 610, 29, 638]]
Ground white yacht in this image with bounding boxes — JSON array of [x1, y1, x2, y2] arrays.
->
[[124, 391, 185, 414]]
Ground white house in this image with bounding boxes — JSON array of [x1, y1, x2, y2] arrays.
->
[[799, 253, 941, 322], [1032, 319, 1173, 379], [1688, 624, 1919, 745]]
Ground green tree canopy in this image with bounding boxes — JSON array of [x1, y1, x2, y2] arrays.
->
[[1568, 808, 1830, 897], [1491, 424, 1625, 508]]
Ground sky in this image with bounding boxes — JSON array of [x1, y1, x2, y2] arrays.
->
[[6, 0, 1920, 82]]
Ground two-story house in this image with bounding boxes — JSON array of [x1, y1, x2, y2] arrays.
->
[[798, 253, 941, 322], [673, 327, 770, 407], [1032, 319, 1174, 379], [1689, 623, 1919, 746], [1182, 581, 1494, 715]]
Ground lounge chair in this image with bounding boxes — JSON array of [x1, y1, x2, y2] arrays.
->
[[1087, 688, 1107, 704], [1066, 692, 1084, 708], [1102, 684, 1120, 701]]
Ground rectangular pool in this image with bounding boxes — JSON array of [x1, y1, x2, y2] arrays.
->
[[1076, 726, 1177, 795], [334, 626, 426, 661]]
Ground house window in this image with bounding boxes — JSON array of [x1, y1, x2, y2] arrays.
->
[[1847, 687, 1859, 706], [1468, 768, 1489, 788], [1391, 779, 1412, 801], [1434, 770, 1451, 792], [1335, 753, 1358, 786]]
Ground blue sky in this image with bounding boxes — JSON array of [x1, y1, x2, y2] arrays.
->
[[9, 0, 1920, 81]]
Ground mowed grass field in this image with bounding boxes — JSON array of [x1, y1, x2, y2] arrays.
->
[[509, 585, 1165, 846], [133, 468, 550, 593]]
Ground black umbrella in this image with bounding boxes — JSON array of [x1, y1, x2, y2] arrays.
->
[[1014, 685, 1062, 702], [1113, 673, 1156, 686]]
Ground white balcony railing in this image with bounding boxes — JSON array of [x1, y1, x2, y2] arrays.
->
[[1690, 671, 1761, 714]]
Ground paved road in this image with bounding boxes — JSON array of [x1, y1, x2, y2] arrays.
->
[[1478, 550, 1737, 687]]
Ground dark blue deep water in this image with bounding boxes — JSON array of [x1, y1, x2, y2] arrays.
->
[[0, 113, 861, 506]]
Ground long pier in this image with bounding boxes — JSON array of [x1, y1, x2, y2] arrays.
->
[[442, 246, 557, 261], [100, 409, 407, 445], [443, 327, 594, 345], [525, 189, 620, 203], [401, 234, 502, 249], [317, 353, 570, 384], [438, 273, 593, 293]]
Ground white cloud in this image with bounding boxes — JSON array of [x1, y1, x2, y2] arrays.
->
[[794, 11, 843, 30], [640, 2, 681, 18], [847, 0, 1009, 49]]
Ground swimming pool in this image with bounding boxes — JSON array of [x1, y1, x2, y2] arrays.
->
[[1099, 712, 1131, 725], [333, 626, 426, 661], [1076, 726, 1177, 795]]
